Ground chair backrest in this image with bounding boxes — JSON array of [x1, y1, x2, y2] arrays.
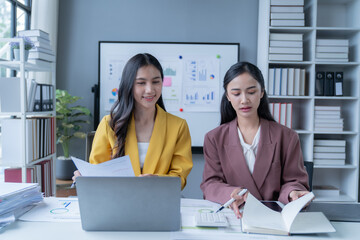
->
[[304, 161, 314, 191], [85, 131, 95, 162]]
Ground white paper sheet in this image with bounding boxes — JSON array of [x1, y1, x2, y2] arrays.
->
[[19, 197, 80, 222], [71, 155, 135, 177]]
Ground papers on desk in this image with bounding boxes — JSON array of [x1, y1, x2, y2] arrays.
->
[[71, 155, 135, 176], [0, 182, 43, 229], [19, 197, 80, 222]]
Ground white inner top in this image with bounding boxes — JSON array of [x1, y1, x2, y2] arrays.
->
[[237, 126, 261, 174], [137, 142, 149, 169]]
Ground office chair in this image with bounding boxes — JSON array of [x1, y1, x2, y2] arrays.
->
[[304, 161, 314, 191], [85, 131, 95, 162]]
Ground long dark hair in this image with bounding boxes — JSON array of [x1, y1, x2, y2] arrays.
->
[[110, 53, 166, 158], [220, 61, 274, 125]]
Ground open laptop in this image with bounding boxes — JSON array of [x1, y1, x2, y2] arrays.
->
[[76, 176, 181, 231]]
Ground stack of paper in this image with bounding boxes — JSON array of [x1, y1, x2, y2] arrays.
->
[[270, 0, 305, 27], [269, 33, 303, 61], [0, 182, 43, 229], [314, 106, 344, 132], [313, 139, 346, 165], [316, 39, 349, 62]]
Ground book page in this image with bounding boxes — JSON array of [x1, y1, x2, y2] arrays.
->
[[281, 192, 314, 231], [242, 193, 286, 232]]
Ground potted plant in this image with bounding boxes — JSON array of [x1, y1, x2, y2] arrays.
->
[[9, 36, 35, 61], [56, 89, 91, 180]]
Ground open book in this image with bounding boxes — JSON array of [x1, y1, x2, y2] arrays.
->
[[242, 192, 336, 235]]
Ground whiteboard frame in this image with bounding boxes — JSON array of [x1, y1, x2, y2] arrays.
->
[[98, 41, 240, 147]]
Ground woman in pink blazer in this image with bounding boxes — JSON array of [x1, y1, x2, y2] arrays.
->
[[200, 62, 309, 218]]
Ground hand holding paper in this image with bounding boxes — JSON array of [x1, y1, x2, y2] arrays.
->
[[71, 155, 135, 177]]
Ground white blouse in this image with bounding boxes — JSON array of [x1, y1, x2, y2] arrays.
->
[[137, 142, 149, 169], [237, 126, 261, 174]]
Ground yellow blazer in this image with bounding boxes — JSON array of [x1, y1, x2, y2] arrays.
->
[[89, 105, 193, 189]]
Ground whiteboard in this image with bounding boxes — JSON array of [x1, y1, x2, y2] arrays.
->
[[99, 41, 239, 146]]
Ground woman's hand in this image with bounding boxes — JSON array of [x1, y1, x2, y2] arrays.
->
[[72, 170, 82, 183], [229, 188, 248, 219], [289, 190, 312, 203], [139, 174, 158, 177]]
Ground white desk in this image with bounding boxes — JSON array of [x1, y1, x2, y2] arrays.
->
[[1, 220, 359, 240], [1, 198, 360, 240]]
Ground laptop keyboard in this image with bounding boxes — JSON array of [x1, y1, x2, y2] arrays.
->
[[195, 212, 228, 227]]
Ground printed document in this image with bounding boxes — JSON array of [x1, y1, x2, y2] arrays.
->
[[71, 155, 135, 177]]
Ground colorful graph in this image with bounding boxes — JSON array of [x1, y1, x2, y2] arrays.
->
[[164, 67, 176, 76], [111, 88, 118, 96]]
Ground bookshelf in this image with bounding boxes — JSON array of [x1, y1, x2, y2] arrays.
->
[[0, 37, 56, 196], [258, 0, 360, 202]]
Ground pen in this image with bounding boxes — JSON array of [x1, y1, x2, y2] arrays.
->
[[70, 181, 76, 188], [215, 188, 248, 213]]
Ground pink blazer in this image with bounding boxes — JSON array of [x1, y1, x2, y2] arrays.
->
[[200, 118, 309, 204]]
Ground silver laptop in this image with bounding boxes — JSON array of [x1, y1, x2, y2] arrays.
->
[[76, 176, 181, 231]]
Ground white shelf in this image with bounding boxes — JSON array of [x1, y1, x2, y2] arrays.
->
[[314, 164, 357, 169], [258, 0, 360, 203], [0, 111, 55, 117], [313, 193, 354, 202], [0, 59, 53, 72], [0, 37, 56, 196]]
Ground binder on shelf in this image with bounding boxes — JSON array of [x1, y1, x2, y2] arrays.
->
[[49, 85, 54, 110], [274, 68, 281, 95], [268, 68, 275, 95], [300, 69, 305, 96], [33, 84, 42, 111], [294, 68, 300, 96], [334, 72, 343, 96], [280, 103, 287, 126], [27, 79, 37, 111], [324, 72, 334, 96], [315, 72, 325, 96], [42, 85, 50, 111], [287, 68, 294, 96], [4, 168, 34, 183], [281, 68, 288, 96], [286, 103, 292, 128]]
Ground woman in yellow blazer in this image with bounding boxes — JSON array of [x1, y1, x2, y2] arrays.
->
[[74, 53, 192, 189]]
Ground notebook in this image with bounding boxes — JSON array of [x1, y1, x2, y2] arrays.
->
[[76, 176, 181, 231]]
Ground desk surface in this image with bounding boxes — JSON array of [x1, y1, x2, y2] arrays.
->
[[1, 220, 359, 240]]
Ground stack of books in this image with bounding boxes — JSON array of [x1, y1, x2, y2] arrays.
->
[[268, 67, 305, 95], [270, 0, 305, 27], [312, 185, 340, 198], [269, 33, 303, 61], [17, 29, 55, 65], [314, 106, 343, 132], [313, 139, 346, 165], [315, 39, 349, 62], [269, 102, 292, 128]]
